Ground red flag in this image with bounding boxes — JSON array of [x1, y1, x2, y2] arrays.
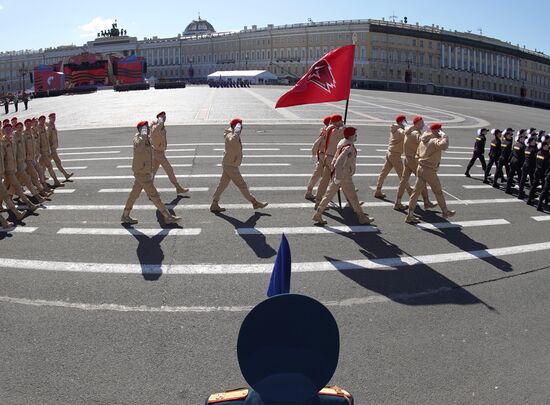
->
[[275, 45, 355, 109]]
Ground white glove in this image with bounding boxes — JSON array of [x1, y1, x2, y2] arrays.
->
[[333, 178, 341, 185], [234, 123, 242, 134], [439, 131, 447, 137]]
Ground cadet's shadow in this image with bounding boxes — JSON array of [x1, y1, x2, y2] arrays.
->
[[214, 212, 276, 259], [416, 211, 513, 273], [125, 197, 183, 281]]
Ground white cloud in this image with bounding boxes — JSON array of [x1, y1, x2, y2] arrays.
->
[[78, 17, 114, 38]]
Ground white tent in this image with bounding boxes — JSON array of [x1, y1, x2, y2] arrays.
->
[[207, 70, 278, 84]]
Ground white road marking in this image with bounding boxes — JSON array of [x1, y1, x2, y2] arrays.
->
[[242, 88, 301, 120], [22, 198, 522, 211], [415, 219, 510, 230], [357, 163, 461, 167], [0, 241, 548, 275], [164, 149, 196, 152], [50, 189, 76, 194], [215, 163, 290, 167], [0, 227, 38, 234], [249, 186, 312, 191], [532, 216, 550, 222], [463, 185, 493, 189], [116, 164, 192, 168], [444, 151, 473, 154], [213, 148, 281, 151], [300, 148, 363, 152], [58, 151, 120, 156], [57, 228, 201, 236], [53, 166, 87, 170], [98, 187, 209, 193], [236, 225, 379, 235]]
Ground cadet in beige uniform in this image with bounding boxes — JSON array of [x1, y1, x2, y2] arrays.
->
[[37, 115, 63, 187], [23, 119, 51, 197], [394, 116, 436, 211], [30, 118, 48, 188], [0, 125, 26, 223], [150, 111, 189, 195], [313, 127, 374, 225], [406, 123, 456, 223], [374, 114, 410, 199], [305, 116, 331, 200], [121, 121, 182, 225], [210, 118, 268, 213], [1, 124, 39, 210], [12, 122, 45, 203], [46, 113, 73, 181]]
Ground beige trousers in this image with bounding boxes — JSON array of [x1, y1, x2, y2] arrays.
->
[[396, 156, 428, 202], [124, 173, 168, 213], [152, 150, 183, 188], [212, 165, 255, 203], [306, 154, 325, 193], [408, 166, 448, 214], [318, 177, 364, 218], [376, 152, 406, 190]]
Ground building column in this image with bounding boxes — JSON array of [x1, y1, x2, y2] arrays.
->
[[449, 46, 452, 68], [462, 47, 465, 70], [491, 53, 494, 76], [467, 48, 471, 71], [441, 44, 445, 68]]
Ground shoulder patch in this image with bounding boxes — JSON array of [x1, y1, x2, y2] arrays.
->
[[319, 386, 352, 398], [208, 388, 249, 403], [475, 137, 482, 141]]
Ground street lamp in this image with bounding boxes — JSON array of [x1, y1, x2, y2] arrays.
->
[[19, 66, 28, 93], [245, 55, 248, 70]]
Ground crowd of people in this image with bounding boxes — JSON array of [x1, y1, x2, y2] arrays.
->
[[2, 93, 30, 114], [0, 113, 73, 231], [465, 127, 549, 211]]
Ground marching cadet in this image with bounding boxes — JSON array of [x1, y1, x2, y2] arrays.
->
[[0, 126, 26, 223], [505, 130, 527, 194], [483, 129, 503, 183], [314, 114, 345, 209], [394, 116, 437, 211], [23, 119, 51, 197], [150, 111, 189, 195], [374, 114, 410, 199], [1, 124, 39, 211], [527, 137, 549, 205], [121, 121, 182, 225], [30, 117, 48, 188], [46, 113, 73, 181], [37, 115, 63, 187], [12, 122, 46, 203], [464, 128, 487, 177], [517, 134, 539, 200], [405, 123, 456, 224], [492, 128, 513, 188], [305, 116, 331, 200], [312, 127, 374, 225], [210, 118, 268, 213], [536, 162, 550, 212]]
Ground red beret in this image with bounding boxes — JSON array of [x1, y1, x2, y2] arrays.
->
[[2, 119, 9, 124], [430, 123, 443, 130], [156, 111, 166, 118], [229, 118, 242, 128], [331, 114, 343, 123], [343, 127, 357, 138], [15, 122, 23, 128], [48, 112, 56, 117], [11, 117, 18, 121], [396, 114, 407, 123], [3, 123, 12, 129], [412, 116, 423, 124], [24, 119, 32, 124], [38, 115, 46, 121], [323, 116, 332, 126], [136, 120, 149, 129]]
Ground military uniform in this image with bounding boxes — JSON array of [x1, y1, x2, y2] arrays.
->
[[150, 112, 188, 195], [313, 128, 373, 225], [12, 125, 44, 202], [483, 130, 502, 183], [505, 135, 526, 194], [374, 115, 410, 199], [0, 129, 25, 221], [395, 117, 435, 211], [492, 130, 513, 188], [31, 119, 48, 187], [121, 122, 181, 225], [517, 139, 539, 199], [22, 122, 49, 197], [536, 166, 550, 211], [305, 118, 331, 199], [465, 129, 487, 176], [406, 124, 455, 223], [527, 143, 549, 204], [46, 114, 73, 180], [37, 118, 63, 187], [211, 119, 267, 212]]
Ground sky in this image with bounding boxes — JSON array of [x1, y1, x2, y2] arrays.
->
[[0, 0, 549, 55]]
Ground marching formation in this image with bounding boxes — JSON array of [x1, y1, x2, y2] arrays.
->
[[465, 127, 550, 211], [0, 113, 72, 231]]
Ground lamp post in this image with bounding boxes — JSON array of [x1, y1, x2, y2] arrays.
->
[[18, 66, 28, 93], [245, 55, 248, 70]]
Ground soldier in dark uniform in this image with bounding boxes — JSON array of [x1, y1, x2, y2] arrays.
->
[[536, 164, 550, 212], [492, 128, 513, 188], [465, 128, 487, 177], [505, 130, 527, 194], [22, 93, 29, 110], [205, 294, 354, 404], [483, 129, 502, 183], [13, 95, 18, 113], [3, 98, 8, 115], [517, 134, 539, 200], [527, 138, 549, 205]]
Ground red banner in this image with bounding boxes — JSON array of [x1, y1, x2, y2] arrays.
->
[[275, 45, 355, 108]]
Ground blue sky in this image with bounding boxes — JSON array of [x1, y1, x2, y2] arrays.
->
[[1, 0, 549, 55]]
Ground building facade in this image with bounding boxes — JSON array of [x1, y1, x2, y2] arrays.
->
[[1, 18, 550, 104]]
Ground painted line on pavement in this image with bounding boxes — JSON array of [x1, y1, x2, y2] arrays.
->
[[116, 164, 192, 169], [214, 148, 280, 151], [415, 219, 510, 230], [215, 163, 290, 167], [58, 151, 120, 156], [357, 163, 462, 168], [98, 187, 209, 193], [50, 189, 76, 194], [164, 149, 196, 152], [53, 166, 87, 170], [0, 227, 38, 234], [0, 241, 548, 275], [57, 228, 201, 236], [236, 225, 379, 235], [532, 216, 550, 222], [463, 185, 492, 189]]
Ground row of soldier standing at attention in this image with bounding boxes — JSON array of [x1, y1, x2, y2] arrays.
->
[[465, 127, 549, 211], [0, 113, 72, 231]]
